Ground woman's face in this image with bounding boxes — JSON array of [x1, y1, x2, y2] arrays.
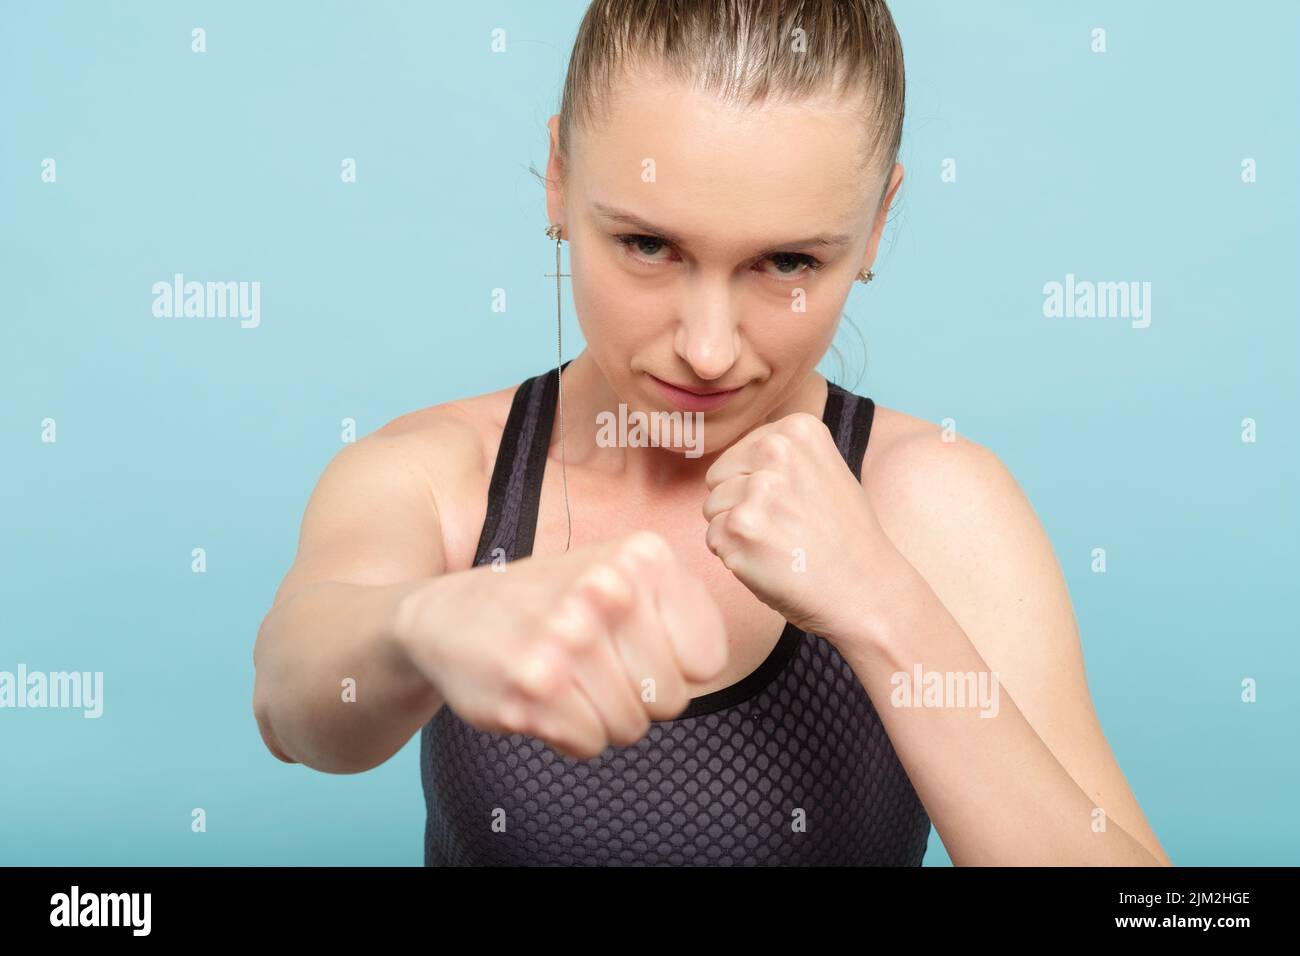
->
[[547, 67, 902, 451]]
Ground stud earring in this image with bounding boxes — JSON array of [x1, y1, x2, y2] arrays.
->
[[545, 224, 562, 241], [857, 268, 875, 284]]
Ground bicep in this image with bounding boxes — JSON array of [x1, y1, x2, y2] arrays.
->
[[877, 438, 1171, 865]]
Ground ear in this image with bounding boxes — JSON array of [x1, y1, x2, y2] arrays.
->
[[545, 114, 566, 232], [859, 162, 904, 274]]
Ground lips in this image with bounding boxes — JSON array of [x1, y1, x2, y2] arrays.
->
[[647, 373, 745, 412], [658, 378, 738, 396]]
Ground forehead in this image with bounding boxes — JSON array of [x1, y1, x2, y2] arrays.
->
[[570, 68, 879, 250]]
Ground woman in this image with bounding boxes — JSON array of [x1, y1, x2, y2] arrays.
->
[[252, 0, 1171, 866]]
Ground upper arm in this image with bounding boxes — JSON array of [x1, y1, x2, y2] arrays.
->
[[867, 428, 1172, 866], [268, 412, 478, 612]]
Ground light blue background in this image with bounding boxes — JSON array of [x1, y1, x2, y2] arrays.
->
[[2, 0, 1296, 866]]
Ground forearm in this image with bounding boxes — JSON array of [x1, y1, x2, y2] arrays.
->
[[252, 578, 443, 774], [838, 555, 1163, 867]]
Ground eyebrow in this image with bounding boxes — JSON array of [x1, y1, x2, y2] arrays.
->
[[590, 202, 854, 255]]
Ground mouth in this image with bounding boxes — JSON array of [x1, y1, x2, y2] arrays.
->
[[646, 373, 746, 412]]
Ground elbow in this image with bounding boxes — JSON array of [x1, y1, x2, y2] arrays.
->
[[252, 611, 297, 764], [252, 679, 298, 765], [258, 718, 298, 765], [251, 676, 385, 774]]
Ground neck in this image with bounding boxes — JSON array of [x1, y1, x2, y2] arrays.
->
[[548, 350, 828, 494]]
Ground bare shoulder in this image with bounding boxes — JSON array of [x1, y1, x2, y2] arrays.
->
[[361, 380, 520, 570], [370, 389, 496, 479], [862, 403, 1016, 502], [857, 401, 1084, 726], [859, 402, 1042, 579]]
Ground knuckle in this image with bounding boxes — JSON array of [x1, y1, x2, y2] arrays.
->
[[615, 715, 652, 747], [576, 563, 635, 617], [787, 412, 821, 439], [621, 529, 672, 569], [511, 649, 569, 699], [760, 432, 792, 462], [704, 515, 725, 552], [751, 470, 781, 497], [660, 683, 690, 715], [543, 606, 596, 652], [578, 741, 608, 760], [546, 724, 605, 761], [728, 504, 762, 539], [647, 686, 690, 721], [562, 624, 598, 654], [495, 699, 530, 735]]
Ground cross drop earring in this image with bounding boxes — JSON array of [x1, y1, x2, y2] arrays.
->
[[544, 223, 573, 553]]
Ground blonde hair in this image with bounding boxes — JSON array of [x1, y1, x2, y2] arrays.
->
[[556, 0, 905, 208]]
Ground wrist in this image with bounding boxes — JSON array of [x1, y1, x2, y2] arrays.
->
[[389, 575, 453, 697], [837, 545, 931, 661]]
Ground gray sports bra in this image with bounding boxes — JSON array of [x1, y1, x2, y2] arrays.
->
[[419, 363, 931, 865]]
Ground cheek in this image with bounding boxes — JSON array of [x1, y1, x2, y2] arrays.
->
[[570, 243, 659, 350], [745, 289, 845, 362]]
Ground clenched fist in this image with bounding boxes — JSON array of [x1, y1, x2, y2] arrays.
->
[[395, 530, 729, 760]]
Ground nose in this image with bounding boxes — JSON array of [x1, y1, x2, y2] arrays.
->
[[673, 276, 742, 381]]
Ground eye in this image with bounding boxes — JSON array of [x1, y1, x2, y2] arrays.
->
[[760, 252, 824, 281], [613, 233, 825, 280], [615, 234, 676, 264]]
